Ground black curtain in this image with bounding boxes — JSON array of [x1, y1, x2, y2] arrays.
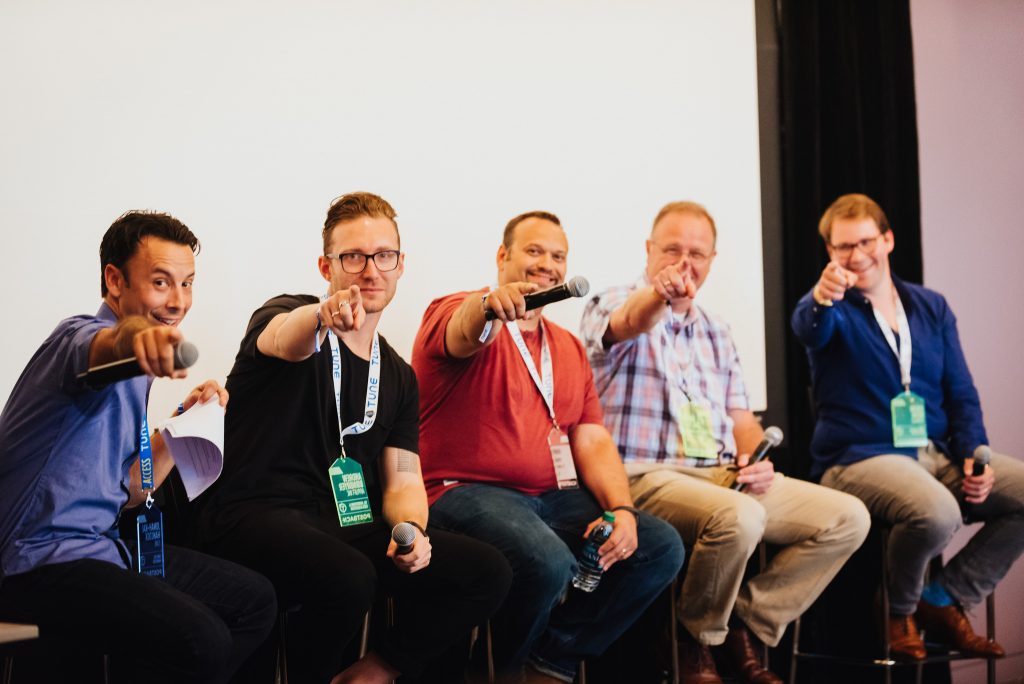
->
[[778, 0, 924, 479], [773, 3, 949, 682]]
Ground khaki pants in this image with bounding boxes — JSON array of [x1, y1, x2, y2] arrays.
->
[[629, 466, 869, 646], [821, 444, 1024, 615]]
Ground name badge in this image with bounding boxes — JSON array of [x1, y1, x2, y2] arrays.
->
[[329, 456, 373, 527], [679, 402, 717, 459], [548, 427, 579, 490], [891, 390, 928, 448], [135, 505, 165, 577]]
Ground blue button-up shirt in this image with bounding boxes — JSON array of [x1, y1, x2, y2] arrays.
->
[[0, 304, 148, 580], [792, 276, 987, 479]]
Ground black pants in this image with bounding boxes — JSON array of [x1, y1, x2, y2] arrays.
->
[[0, 545, 277, 684], [203, 505, 512, 684]]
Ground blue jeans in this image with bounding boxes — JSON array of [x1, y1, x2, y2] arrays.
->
[[430, 484, 685, 681]]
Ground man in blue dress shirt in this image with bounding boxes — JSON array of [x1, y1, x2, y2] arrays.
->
[[0, 211, 276, 683], [792, 193, 1024, 661]]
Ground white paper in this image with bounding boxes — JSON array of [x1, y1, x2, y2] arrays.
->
[[158, 399, 225, 501]]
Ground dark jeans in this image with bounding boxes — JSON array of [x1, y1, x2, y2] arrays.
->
[[429, 484, 686, 681], [203, 505, 512, 684], [0, 545, 277, 684]]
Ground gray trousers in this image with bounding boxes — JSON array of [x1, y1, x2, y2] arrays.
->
[[629, 466, 869, 647], [820, 444, 1024, 615]]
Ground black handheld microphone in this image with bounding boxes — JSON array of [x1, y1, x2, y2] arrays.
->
[[730, 426, 784, 491], [963, 445, 992, 524], [392, 522, 418, 555], [484, 276, 590, 321], [77, 341, 199, 389]]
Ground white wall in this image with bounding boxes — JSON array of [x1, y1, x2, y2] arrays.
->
[[911, 0, 1024, 680], [0, 1, 766, 420]]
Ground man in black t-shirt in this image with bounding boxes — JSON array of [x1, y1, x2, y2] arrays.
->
[[195, 193, 511, 684]]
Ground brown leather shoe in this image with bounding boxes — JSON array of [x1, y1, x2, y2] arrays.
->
[[722, 624, 782, 684], [678, 631, 722, 684], [887, 614, 927, 661], [916, 601, 1005, 658]]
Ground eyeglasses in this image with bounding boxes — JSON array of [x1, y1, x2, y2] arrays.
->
[[829, 234, 882, 257], [654, 245, 712, 265], [325, 250, 401, 274]]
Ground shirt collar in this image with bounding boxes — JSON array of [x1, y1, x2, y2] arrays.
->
[[96, 302, 118, 322]]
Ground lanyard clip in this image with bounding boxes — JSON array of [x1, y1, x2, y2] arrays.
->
[[144, 490, 155, 510]]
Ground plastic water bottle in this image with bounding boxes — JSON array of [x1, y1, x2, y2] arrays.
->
[[572, 511, 616, 592]]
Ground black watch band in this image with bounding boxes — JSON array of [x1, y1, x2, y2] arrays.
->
[[610, 505, 641, 520]]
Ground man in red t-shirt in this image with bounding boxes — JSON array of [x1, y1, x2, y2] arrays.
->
[[412, 211, 684, 683]]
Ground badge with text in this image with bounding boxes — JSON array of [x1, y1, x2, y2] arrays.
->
[[329, 456, 373, 527], [679, 402, 718, 459], [891, 390, 928, 448], [135, 505, 165, 577], [548, 427, 579, 490]]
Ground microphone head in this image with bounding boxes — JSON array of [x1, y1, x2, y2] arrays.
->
[[392, 522, 417, 548], [763, 426, 784, 447], [174, 341, 200, 369], [566, 276, 590, 298], [973, 445, 992, 467]]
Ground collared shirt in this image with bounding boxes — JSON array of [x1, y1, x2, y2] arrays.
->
[[581, 275, 750, 467], [0, 304, 144, 581], [791, 275, 987, 478]]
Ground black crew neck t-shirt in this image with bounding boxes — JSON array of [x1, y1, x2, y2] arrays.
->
[[195, 294, 419, 543]]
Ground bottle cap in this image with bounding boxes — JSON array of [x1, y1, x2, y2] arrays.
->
[[602, 511, 616, 523]]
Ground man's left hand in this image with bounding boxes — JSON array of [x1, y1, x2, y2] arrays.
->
[[178, 379, 229, 415], [387, 530, 432, 574], [587, 510, 639, 571], [963, 461, 995, 505], [735, 453, 775, 495]]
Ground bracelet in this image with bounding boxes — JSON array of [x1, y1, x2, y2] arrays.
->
[[610, 505, 642, 520], [405, 520, 428, 537]]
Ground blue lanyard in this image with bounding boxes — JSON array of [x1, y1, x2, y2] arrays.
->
[[139, 414, 155, 508]]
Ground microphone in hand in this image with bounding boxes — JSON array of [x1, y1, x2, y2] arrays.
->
[[392, 522, 418, 555], [484, 276, 590, 321], [962, 445, 991, 524], [729, 426, 784, 491], [78, 341, 199, 389]]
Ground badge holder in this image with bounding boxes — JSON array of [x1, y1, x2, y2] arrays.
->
[[330, 451, 374, 527], [679, 401, 718, 460], [549, 425, 579, 490], [135, 492, 165, 577], [892, 389, 928, 448]]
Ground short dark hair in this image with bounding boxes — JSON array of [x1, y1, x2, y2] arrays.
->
[[502, 211, 562, 249], [323, 192, 399, 254], [99, 211, 200, 296]]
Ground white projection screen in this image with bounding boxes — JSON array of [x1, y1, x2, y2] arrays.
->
[[0, 1, 766, 421]]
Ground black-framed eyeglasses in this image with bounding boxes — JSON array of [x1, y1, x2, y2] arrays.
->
[[325, 250, 401, 274], [830, 234, 882, 257]]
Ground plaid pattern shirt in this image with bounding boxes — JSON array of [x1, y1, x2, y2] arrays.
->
[[581, 275, 750, 467]]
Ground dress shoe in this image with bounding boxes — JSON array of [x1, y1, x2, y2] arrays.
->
[[887, 614, 926, 661], [677, 631, 723, 684], [722, 624, 783, 684], [916, 601, 1005, 658]]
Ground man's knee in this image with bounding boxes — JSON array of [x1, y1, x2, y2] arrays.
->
[[910, 496, 962, 547], [163, 609, 234, 680], [634, 514, 686, 574], [820, 491, 872, 550], [508, 540, 576, 605], [702, 496, 767, 554]]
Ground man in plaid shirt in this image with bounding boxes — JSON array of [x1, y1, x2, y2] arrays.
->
[[581, 201, 869, 684]]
